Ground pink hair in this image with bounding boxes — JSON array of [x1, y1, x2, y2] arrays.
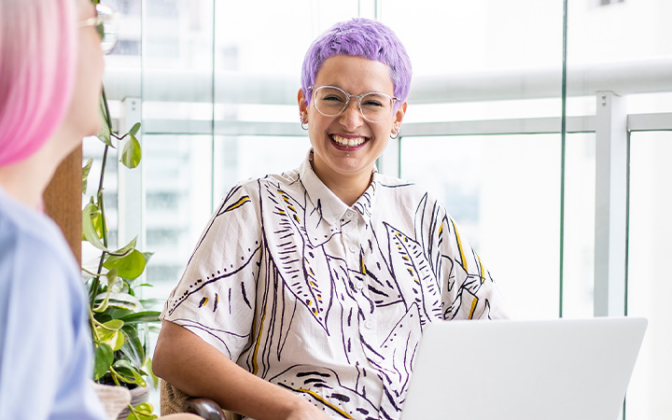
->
[[0, 0, 77, 166]]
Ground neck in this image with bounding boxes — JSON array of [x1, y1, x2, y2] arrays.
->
[[311, 162, 373, 207], [0, 130, 75, 209]]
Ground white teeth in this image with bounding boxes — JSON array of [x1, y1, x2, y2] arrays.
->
[[332, 135, 366, 147]]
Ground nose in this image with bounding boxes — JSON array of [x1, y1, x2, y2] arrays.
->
[[338, 98, 365, 130]]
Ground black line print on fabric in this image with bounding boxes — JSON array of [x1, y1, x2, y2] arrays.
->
[[165, 170, 496, 419]]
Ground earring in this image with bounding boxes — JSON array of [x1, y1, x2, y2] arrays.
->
[[390, 126, 401, 139], [300, 115, 308, 131]]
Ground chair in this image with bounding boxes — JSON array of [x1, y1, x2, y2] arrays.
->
[[160, 380, 242, 420]]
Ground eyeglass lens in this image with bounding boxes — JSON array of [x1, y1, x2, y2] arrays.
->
[[314, 87, 393, 122], [96, 4, 118, 54]]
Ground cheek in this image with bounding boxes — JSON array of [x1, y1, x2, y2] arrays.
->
[[72, 36, 104, 131]]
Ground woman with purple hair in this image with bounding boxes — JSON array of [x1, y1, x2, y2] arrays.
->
[[155, 18, 507, 420]]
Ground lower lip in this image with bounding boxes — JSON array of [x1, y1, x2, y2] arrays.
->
[[330, 136, 369, 152]]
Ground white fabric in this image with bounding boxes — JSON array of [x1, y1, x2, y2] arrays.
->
[[161, 152, 507, 420]]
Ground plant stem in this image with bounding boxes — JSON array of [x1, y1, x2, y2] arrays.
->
[[89, 88, 114, 305]]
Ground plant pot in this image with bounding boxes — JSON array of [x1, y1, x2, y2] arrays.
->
[[116, 385, 150, 420]]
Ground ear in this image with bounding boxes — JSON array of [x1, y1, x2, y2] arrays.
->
[[298, 89, 308, 121], [393, 101, 407, 128]]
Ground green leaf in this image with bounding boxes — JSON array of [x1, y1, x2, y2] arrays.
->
[[145, 358, 159, 389], [82, 202, 108, 252], [82, 158, 93, 194], [93, 268, 118, 313], [129, 122, 141, 137], [96, 328, 125, 351], [104, 249, 147, 280], [95, 292, 143, 311], [102, 319, 124, 331], [132, 369, 147, 388], [120, 134, 142, 168], [118, 311, 161, 325], [120, 325, 144, 368], [93, 343, 114, 380], [127, 402, 158, 420], [97, 100, 113, 147]]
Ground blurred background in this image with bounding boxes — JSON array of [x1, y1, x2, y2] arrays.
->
[[82, 0, 672, 417]]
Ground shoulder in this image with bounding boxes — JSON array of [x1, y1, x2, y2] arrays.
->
[[0, 194, 80, 299], [375, 173, 447, 215], [217, 168, 302, 209]]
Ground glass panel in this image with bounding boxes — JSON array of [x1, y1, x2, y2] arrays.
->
[[143, 0, 214, 121], [382, 0, 564, 122], [214, 136, 312, 200], [567, 1, 672, 116], [142, 135, 214, 300], [399, 135, 561, 319], [213, 0, 359, 125], [562, 133, 596, 318], [626, 132, 672, 420]]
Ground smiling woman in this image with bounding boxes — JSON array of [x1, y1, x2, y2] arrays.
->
[[154, 17, 508, 420]]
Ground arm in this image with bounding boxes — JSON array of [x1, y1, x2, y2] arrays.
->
[[153, 321, 333, 420]]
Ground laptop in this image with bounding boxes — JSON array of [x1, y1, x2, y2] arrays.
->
[[401, 317, 647, 420]]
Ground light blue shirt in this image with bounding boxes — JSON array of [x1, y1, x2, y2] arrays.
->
[[0, 186, 106, 420]]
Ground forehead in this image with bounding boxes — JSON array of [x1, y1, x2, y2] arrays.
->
[[314, 55, 394, 95]]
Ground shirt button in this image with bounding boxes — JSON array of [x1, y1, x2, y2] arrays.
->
[[345, 210, 354, 219], [349, 244, 358, 253], [364, 320, 375, 329], [355, 281, 365, 291]]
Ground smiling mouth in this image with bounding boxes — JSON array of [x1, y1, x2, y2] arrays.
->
[[331, 134, 368, 148]]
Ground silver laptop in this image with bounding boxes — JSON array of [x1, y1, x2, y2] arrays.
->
[[401, 317, 647, 420]]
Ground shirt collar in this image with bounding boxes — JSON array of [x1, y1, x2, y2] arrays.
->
[[298, 150, 378, 226]]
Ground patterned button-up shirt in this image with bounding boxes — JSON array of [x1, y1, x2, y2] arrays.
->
[[161, 152, 507, 420]]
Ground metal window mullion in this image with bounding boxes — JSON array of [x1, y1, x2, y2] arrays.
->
[[593, 91, 628, 317]]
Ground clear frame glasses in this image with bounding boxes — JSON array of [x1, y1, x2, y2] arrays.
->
[[79, 3, 119, 55], [308, 85, 399, 123]]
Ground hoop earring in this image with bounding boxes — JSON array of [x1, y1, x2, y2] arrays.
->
[[390, 129, 400, 140], [300, 117, 308, 131]]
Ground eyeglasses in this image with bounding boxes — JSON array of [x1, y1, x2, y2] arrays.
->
[[79, 3, 119, 55], [308, 85, 399, 123]]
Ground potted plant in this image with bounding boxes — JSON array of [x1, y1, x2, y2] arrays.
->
[[82, 87, 160, 420]]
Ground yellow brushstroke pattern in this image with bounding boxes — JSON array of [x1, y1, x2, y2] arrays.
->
[[361, 259, 366, 274], [224, 196, 250, 212], [477, 253, 485, 284], [469, 297, 479, 319], [438, 222, 444, 235], [251, 304, 267, 375], [297, 389, 354, 419], [199, 297, 208, 308], [451, 218, 468, 271]]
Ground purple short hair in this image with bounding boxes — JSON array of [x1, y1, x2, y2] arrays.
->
[[301, 18, 412, 107]]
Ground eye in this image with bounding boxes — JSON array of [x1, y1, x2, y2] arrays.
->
[[323, 94, 345, 103], [362, 99, 384, 107]]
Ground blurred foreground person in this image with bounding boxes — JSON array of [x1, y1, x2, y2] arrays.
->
[[0, 1, 199, 419]]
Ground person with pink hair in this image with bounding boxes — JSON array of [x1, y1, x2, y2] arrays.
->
[[0, 0, 107, 418], [0, 1, 202, 419]]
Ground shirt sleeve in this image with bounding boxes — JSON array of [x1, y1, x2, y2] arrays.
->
[[161, 182, 263, 361], [0, 228, 106, 420], [434, 208, 509, 320]]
